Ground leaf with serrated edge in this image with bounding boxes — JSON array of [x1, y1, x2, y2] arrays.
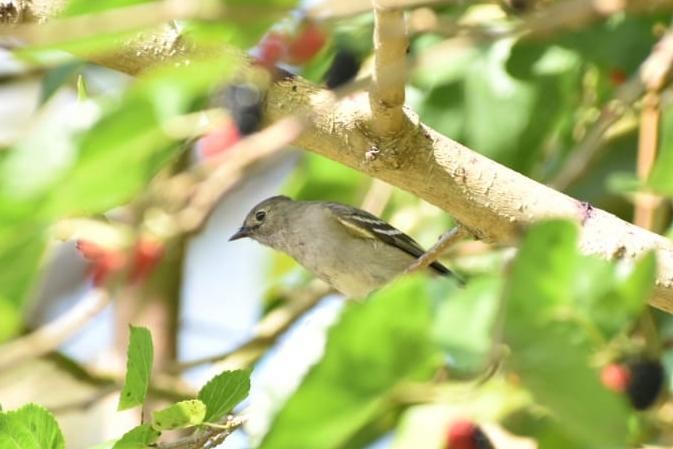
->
[[111, 424, 160, 449], [118, 326, 154, 410], [198, 370, 250, 422], [0, 403, 64, 449]]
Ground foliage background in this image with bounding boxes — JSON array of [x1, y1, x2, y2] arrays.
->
[[1, 0, 673, 448]]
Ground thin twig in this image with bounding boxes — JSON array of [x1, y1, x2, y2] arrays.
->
[[155, 415, 246, 449], [0, 288, 110, 371], [404, 225, 469, 274], [360, 179, 394, 216], [50, 384, 119, 414], [632, 26, 673, 230], [171, 281, 332, 372], [549, 76, 644, 191], [634, 92, 663, 230]]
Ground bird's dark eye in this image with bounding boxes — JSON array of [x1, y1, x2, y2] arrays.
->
[[255, 210, 266, 221]]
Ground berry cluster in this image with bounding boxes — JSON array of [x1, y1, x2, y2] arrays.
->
[[601, 359, 666, 410], [256, 21, 327, 68]]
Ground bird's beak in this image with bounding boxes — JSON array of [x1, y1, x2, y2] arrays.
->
[[229, 227, 250, 241]]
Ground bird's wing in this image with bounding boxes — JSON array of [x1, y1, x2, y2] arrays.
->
[[324, 202, 452, 276]]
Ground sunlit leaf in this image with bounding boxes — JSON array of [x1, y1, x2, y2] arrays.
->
[[118, 326, 154, 411], [198, 370, 250, 422], [259, 276, 442, 449], [503, 220, 630, 447], [0, 404, 64, 449], [111, 424, 160, 449], [151, 400, 206, 431]]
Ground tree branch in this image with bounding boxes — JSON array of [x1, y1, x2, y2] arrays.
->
[[264, 76, 673, 313], [369, 1, 407, 135], [171, 281, 331, 372], [5, 0, 673, 315], [0, 288, 110, 371], [404, 225, 469, 274]]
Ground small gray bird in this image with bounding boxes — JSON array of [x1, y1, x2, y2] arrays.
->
[[229, 195, 459, 298]]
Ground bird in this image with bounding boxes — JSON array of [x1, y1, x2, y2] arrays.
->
[[229, 195, 460, 298]]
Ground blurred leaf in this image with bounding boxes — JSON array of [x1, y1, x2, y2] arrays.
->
[[111, 424, 160, 449], [432, 276, 502, 374], [418, 81, 465, 140], [39, 61, 84, 104], [198, 369, 250, 422], [504, 220, 630, 447], [574, 252, 655, 340], [118, 326, 153, 411], [258, 276, 443, 449], [649, 107, 673, 196], [77, 74, 88, 101], [0, 298, 22, 342], [63, 0, 156, 16], [151, 400, 206, 431], [503, 410, 584, 449], [184, 0, 299, 49], [546, 14, 662, 74], [464, 42, 579, 173], [44, 55, 237, 216], [0, 403, 64, 449], [392, 381, 531, 449], [43, 97, 172, 215], [284, 153, 366, 204], [0, 225, 47, 341]]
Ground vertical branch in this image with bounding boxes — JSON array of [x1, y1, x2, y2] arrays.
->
[[634, 29, 673, 230], [634, 92, 662, 230], [369, 1, 408, 135]]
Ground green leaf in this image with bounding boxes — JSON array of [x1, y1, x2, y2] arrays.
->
[[0, 224, 47, 341], [39, 61, 84, 104], [198, 370, 250, 422], [184, 0, 298, 49], [43, 97, 173, 216], [151, 400, 207, 431], [465, 43, 579, 174], [0, 403, 64, 449], [111, 424, 160, 449], [63, 0, 156, 16], [432, 276, 502, 374], [118, 326, 154, 411], [258, 275, 442, 449], [573, 252, 655, 339], [0, 297, 22, 342], [503, 220, 630, 447]]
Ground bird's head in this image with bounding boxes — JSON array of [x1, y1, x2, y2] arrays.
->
[[229, 195, 294, 245]]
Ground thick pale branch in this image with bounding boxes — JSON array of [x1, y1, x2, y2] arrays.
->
[[5, 0, 673, 313], [370, 2, 407, 135], [263, 78, 673, 313]]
